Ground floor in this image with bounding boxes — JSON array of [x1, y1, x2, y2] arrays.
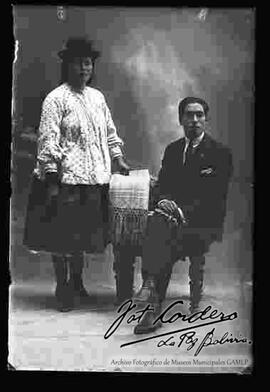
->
[[8, 204, 253, 373], [8, 251, 253, 374]]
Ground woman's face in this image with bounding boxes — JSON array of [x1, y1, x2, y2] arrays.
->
[[67, 56, 93, 87]]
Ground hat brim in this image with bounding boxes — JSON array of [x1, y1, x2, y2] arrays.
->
[[58, 49, 100, 60]]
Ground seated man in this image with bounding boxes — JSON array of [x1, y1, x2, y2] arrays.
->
[[133, 96, 233, 334]]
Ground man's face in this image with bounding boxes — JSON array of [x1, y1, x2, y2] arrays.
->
[[180, 103, 206, 140]]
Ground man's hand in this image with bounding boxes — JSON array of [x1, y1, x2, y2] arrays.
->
[[157, 199, 178, 215], [114, 156, 130, 175], [157, 199, 187, 225]]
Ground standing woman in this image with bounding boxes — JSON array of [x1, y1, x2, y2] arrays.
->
[[23, 37, 130, 311]]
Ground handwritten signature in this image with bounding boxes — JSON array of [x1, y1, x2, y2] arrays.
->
[[157, 328, 251, 356], [104, 299, 251, 355]]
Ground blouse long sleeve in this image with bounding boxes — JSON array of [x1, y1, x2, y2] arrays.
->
[[37, 95, 63, 174], [103, 99, 123, 159]]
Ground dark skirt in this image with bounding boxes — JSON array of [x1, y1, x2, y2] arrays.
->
[[23, 175, 110, 254]]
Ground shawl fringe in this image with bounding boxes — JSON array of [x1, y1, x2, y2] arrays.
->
[[109, 206, 148, 247]]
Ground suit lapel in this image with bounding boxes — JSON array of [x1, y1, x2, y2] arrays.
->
[[173, 134, 215, 170], [192, 133, 213, 162]]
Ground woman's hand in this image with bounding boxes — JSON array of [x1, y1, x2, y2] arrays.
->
[[47, 183, 60, 201], [45, 172, 60, 202], [114, 156, 130, 175]]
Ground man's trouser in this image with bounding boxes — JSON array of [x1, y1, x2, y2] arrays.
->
[[141, 213, 206, 306]]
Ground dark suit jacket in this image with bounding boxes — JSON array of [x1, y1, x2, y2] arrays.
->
[[155, 133, 233, 242]]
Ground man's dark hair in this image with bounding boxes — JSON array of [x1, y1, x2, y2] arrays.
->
[[178, 97, 209, 123]]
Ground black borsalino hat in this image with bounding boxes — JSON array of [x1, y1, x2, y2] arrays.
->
[[58, 37, 101, 61]]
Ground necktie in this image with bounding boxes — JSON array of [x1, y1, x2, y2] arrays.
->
[[184, 142, 194, 166]]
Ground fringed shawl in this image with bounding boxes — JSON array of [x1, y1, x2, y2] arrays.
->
[[109, 170, 150, 247]]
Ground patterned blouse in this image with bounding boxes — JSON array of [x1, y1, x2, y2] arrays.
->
[[33, 83, 124, 185]]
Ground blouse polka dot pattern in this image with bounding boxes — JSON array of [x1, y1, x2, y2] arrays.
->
[[34, 83, 124, 185]]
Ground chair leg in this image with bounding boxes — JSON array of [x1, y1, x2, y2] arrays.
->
[[113, 246, 135, 305], [156, 268, 173, 304]]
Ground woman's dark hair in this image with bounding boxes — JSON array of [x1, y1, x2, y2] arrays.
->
[[178, 97, 209, 123], [58, 37, 101, 85]]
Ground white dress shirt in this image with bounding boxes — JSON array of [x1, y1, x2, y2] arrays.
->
[[183, 132, 205, 164]]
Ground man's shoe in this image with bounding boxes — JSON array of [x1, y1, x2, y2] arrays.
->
[[133, 278, 159, 303], [134, 305, 162, 335]]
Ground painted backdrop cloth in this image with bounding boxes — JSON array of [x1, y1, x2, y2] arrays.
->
[[34, 83, 123, 185]]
